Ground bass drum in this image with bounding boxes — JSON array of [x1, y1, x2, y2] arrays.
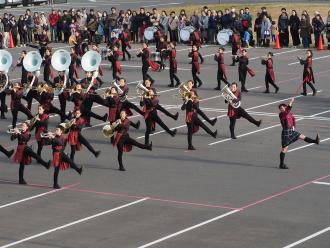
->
[[179, 26, 195, 41], [144, 26, 157, 41], [217, 29, 233, 46]]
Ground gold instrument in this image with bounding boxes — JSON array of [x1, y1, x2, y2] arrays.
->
[[102, 119, 121, 138], [177, 81, 191, 100], [59, 118, 77, 133], [220, 85, 241, 109], [7, 128, 23, 134]]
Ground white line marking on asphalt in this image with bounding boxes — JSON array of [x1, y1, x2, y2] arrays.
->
[[288, 137, 330, 153], [288, 54, 330, 65], [313, 181, 330, 186]]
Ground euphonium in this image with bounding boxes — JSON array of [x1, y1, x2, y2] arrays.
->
[[177, 81, 191, 100], [59, 118, 77, 133], [220, 85, 241, 109], [102, 119, 121, 138], [136, 81, 149, 96]]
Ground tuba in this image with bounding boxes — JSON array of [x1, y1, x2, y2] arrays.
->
[[220, 85, 241, 109], [81, 51, 102, 93], [0, 50, 13, 93], [51, 49, 71, 96], [102, 119, 121, 138], [23, 51, 42, 97]]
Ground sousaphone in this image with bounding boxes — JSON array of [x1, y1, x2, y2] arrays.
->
[[0, 50, 12, 93], [22, 51, 42, 97], [51, 49, 71, 96]]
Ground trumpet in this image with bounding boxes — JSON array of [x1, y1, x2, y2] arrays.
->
[[59, 118, 77, 133], [136, 49, 143, 56], [40, 132, 55, 138], [102, 119, 121, 138], [220, 85, 241, 109], [7, 127, 23, 134]]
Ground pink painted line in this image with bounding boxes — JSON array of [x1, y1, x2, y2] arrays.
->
[[240, 173, 330, 210], [68, 187, 239, 210]]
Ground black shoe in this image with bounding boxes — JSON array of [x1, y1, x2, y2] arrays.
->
[[214, 86, 220, 90], [171, 129, 177, 137], [192, 85, 197, 88], [263, 90, 270, 93], [279, 164, 289, 169], [45, 160, 51, 170], [316, 134, 320, 145], [136, 120, 140, 129], [242, 88, 249, 92], [147, 142, 152, 151], [188, 146, 196, 150], [257, 120, 262, 127], [175, 82, 181, 87], [212, 130, 217, 138], [94, 150, 101, 158], [231, 135, 237, 139], [78, 166, 83, 175], [275, 87, 279, 93], [198, 82, 203, 88], [167, 84, 174, 87], [210, 118, 217, 126], [102, 113, 108, 122], [19, 179, 27, 185], [300, 92, 307, 96], [313, 91, 317, 96], [7, 149, 14, 158], [119, 167, 126, 171], [53, 184, 61, 189], [174, 112, 179, 121]]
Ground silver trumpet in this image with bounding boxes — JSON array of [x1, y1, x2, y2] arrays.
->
[[40, 132, 55, 138], [7, 127, 23, 134], [220, 85, 241, 109]]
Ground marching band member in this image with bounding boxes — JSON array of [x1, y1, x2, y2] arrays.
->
[[68, 109, 101, 161], [107, 46, 122, 80], [104, 86, 120, 124], [16, 50, 28, 85], [10, 82, 33, 128], [234, 49, 254, 92], [24, 73, 40, 111], [0, 144, 14, 158], [118, 78, 144, 116], [11, 121, 51, 185], [120, 24, 132, 61], [181, 90, 217, 150], [156, 36, 167, 71], [109, 31, 122, 51], [190, 27, 202, 48], [226, 82, 262, 139], [140, 88, 177, 145], [165, 42, 181, 87], [45, 125, 83, 189], [298, 49, 317, 96], [0, 72, 8, 119], [68, 47, 80, 85], [113, 110, 152, 171], [39, 83, 63, 119], [188, 45, 204, 88], [31, 105, 49, 156], [278, 98, 320, 169], [214, 47, 229, 90], [43, 47, 53, 85], [261, 52, 279, 93], [136, 42, 160, 84], [38, 30, 50, 58], [53, 71, 70, 122], [230, 29, 240, 66]]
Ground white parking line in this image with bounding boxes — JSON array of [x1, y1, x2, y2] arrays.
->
[[0, 183, 78, 210], [313, 181, 330, 186], [282, 226, 330, 248], [288, 137, 330, 153], [0, 198, 148, 248], [137, 209, 240, 248], [288, 54, 330, 65]]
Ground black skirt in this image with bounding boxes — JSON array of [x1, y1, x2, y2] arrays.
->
[[281, 128, 300, 148]]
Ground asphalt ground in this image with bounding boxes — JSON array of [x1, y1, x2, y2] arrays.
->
[[0, 38, 329, 247]]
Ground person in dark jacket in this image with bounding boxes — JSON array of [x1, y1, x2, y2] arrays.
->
[[289, 10, 301, 47], [9, 16, 18, 47], [278, 8, 289, 47], [17, 15, 28, 47], [300, 14, 312, 48], [312, 13, 325, 48]]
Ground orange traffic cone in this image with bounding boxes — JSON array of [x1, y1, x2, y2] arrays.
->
[[273, 34, 281, 49], [317, 35, 324, 50], [9, 32, 14, 48]]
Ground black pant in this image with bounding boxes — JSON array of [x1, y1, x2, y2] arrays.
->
[[69, 67, 79, 85], [229, 107, 259, 137], [53, 152, 80, 186], [142, 64, 154, 83], [122, 44, 131, 60], [0, 145, 12, 157], [217, 70, 229, 88], [81, 106, 105, 122], [58, 93, 67, 122], [187, 116, 214, 147], [70, 133, 97, 160], [192, 69, 202, 87], [279, 30, 289, 47], [239, 68, 247, 90], [303, 82, 316, 94], [112, 66, 120, 80], [117, 135, 148, 169], [169, 29, 178, 43], [11, 103, 33, 128], [0, 92, 7, 117], [145, 112, 173, 145], [37, 141, 43, 156], [265, 74, 278, 91], [156, 105, 177, 119], [24, 90, 40, 111], [123, 101, 144, 116], [169, 69, 180, 85]]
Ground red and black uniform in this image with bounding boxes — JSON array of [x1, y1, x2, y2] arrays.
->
[[12, 130, 49, 184], [33, 113, 49, 155], [137, 47, 160, 83], [43, 54, 53, 85], [181, 98, 216, 149], [214, 53, 229, 89], [154, 28, 163, 48], [231, 33, 240, 64], [234, 55, 254, 92], [190, 30, 202, 48], [188, 50, 204, 88], [10, 88, 33, 128], [120, 30, 131, 61], [118, 84, 144, 117], [53, 75, 69, 122], [113, 118, 151, 171], [262, 57, 279, 93], [16, 56, 28, 85], [156, 40, 167, 70], [69, 51, 80, 85], [300, 56, 316, 95], [108, 50, 122, 80], [68, 117, 100, 161], [109, 37, 122, 51], [23, 75, 40, 111], [140, 96, 176, 145], [40, 90, 62, 118], [0, 73, 8, 118], [50, 134, 82, 188], [105, 94, 120, 123], [165, 47, 180, 87], [227, 89, 261, 138], [38, 34, 49, 58]]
